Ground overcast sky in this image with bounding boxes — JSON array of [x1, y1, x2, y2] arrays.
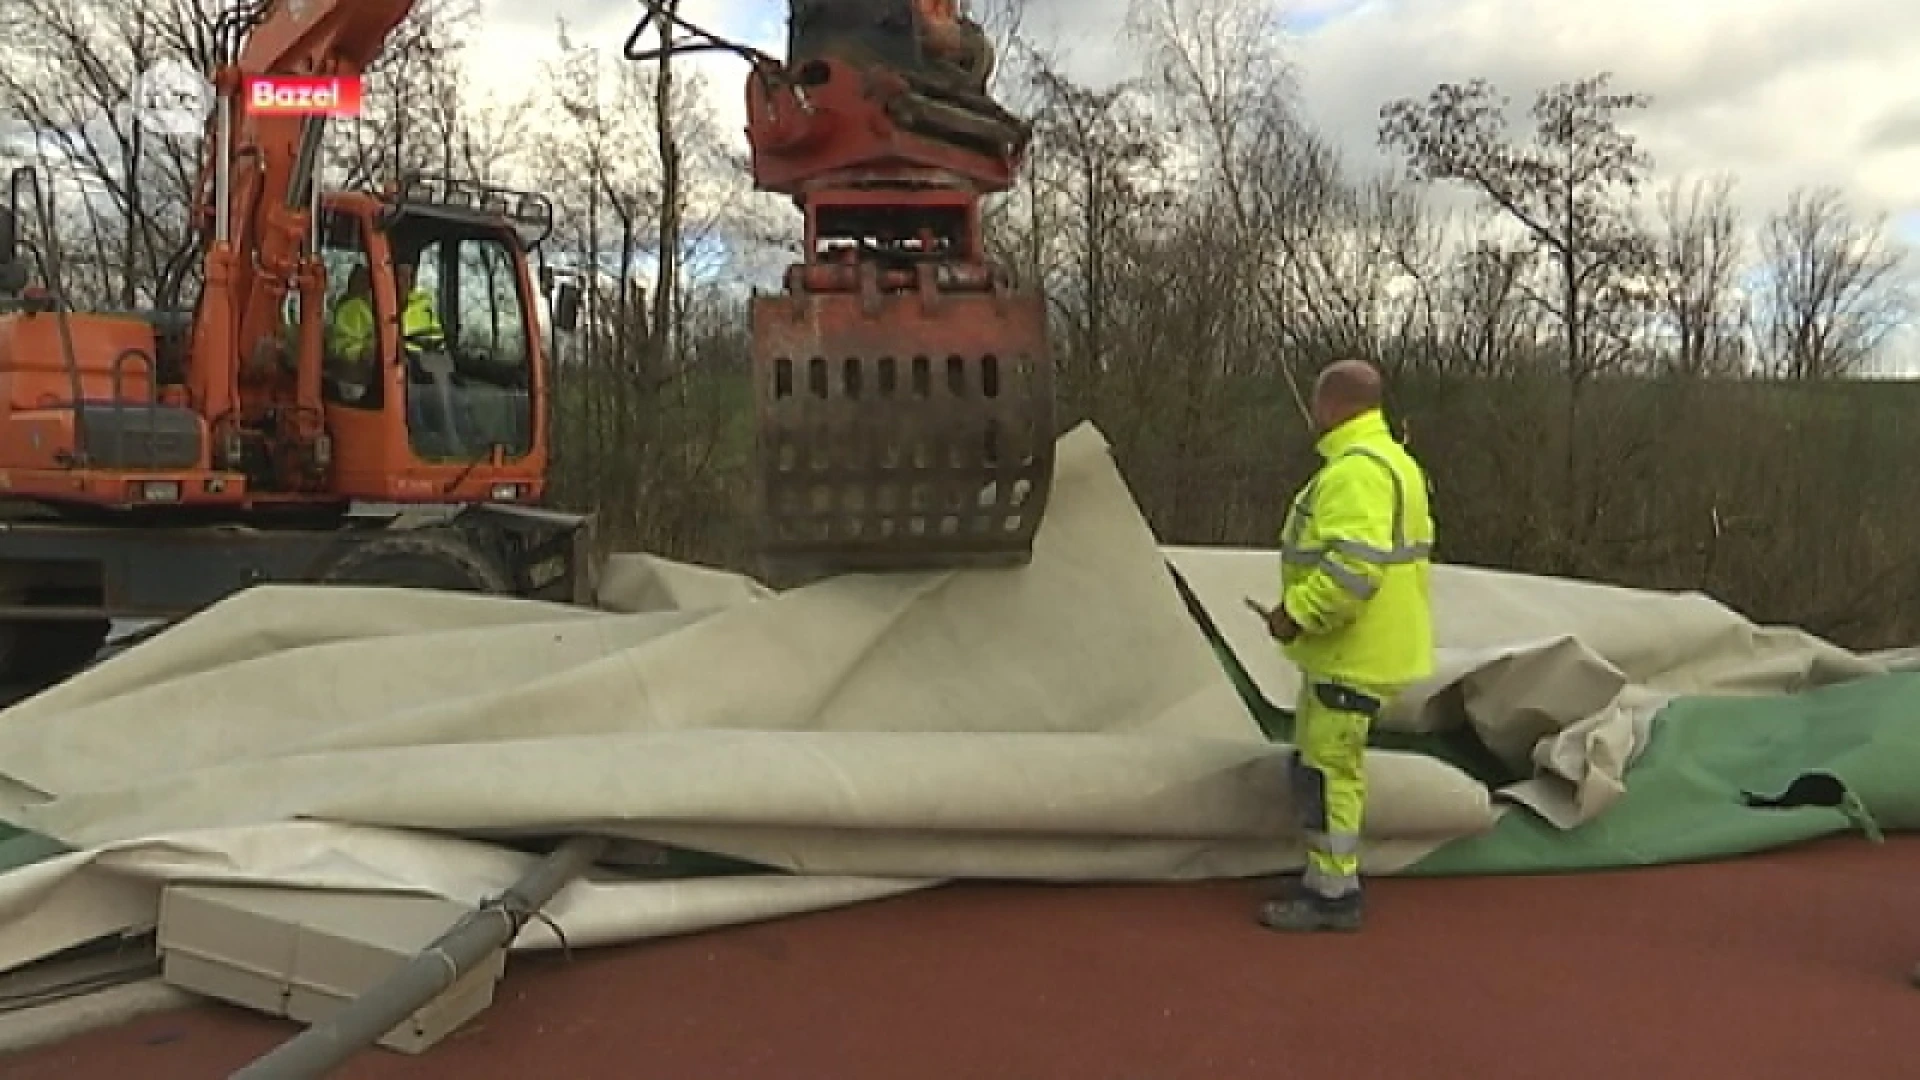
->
[[471, 0, 1919, 233], [467, 0, 1920, 369]]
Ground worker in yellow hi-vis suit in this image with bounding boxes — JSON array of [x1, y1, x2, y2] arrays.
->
[[1255, 358, 1435, 933], [393, 259, 445, 350], [326, 265, 377, 401]]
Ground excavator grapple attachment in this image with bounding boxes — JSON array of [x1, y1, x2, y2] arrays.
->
[[722, 0, 1056, 584], [751, 270, 1054, 582]]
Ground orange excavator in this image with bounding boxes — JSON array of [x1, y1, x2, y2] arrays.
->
[[0, 0, 1055, 682], [0, 0, 591, 682], [627, 0, 1057, 585]]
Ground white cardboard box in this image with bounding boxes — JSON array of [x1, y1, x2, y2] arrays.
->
[[156, 884, 505, 1054]]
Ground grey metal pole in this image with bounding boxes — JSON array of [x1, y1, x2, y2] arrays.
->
[[228, 835, 608, 1080]]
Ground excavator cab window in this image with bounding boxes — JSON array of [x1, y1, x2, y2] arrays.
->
[[315, 210, 380, 409], [391, 227, 535, 464]]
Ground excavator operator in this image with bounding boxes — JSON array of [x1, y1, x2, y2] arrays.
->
[[325, 264, 377, 402], [393, 259, 446, 354], [391, 255, 462, 441]]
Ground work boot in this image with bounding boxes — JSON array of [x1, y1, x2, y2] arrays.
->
[[1257, 888, 1364, 932]]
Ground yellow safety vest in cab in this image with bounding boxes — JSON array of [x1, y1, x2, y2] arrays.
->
[[327, 294, 375, 365], [401, 287, 444, 345], [1278, 407, 1435, 690]]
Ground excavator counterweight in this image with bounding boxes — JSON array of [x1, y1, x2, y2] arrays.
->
[[734, 0, 1057, 584]]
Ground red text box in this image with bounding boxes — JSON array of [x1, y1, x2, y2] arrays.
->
[[243, 76, 363, 117]]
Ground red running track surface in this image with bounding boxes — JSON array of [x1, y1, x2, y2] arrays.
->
[[4, 835, 1915, 1079]]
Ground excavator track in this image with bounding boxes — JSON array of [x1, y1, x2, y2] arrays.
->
[[0, 602, 109, 686]]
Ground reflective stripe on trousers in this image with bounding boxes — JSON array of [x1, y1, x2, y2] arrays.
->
[[1291, 679, 1382, 898], [1281, 446, 1430, 599], [1303, 828, 1361, 897]]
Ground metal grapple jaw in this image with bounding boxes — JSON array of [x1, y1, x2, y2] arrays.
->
[[741, 0, 1056, 586], [749, 268, 1056, 586]]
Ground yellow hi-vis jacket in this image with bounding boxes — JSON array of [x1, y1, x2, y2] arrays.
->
[[1278, 407, 1436, 689], [401, 287, 444, 343], [327, 294, 375, 367]]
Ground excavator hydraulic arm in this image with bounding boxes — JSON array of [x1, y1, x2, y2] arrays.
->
[[738, 0, 1056, 584]]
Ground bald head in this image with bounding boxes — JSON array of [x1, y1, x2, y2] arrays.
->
[[1311, 359, 1384, 434]]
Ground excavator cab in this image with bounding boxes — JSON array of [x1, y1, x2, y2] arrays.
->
[[303, 173, 570, 505]]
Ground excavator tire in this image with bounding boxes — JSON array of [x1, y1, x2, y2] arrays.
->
[[316, 526, 514, 594], [0, 617, 110, 687]]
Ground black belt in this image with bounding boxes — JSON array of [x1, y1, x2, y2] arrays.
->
[[1311, 680, 1382, 716]]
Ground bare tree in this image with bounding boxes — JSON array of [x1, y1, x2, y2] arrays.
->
[[1378, 72, 1658, 386], [322, 0, 488, 189], [527, 16, 746, 556], [1440, 240, 1550, 377], [0, 0, 223, 306], [1379, 73, 1666, 572], [1021, 63, 1169, 393], [1126, 0, 1319, 420], [1126, 0, 1298, 173], [1277, 173, 1444, 372], [0, 0, 488, 308], [647, 0, 685, 373], [1756, 185, 1909, 380], [1653, 174, 1746, 377]]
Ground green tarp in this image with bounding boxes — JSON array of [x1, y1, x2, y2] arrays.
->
[[0, 825, 62, 874], [1405, 671, 1920, 875], [1202, 616, 1917, 877]]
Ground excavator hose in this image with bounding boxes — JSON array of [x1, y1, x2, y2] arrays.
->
[[622, 1, 779, 67]]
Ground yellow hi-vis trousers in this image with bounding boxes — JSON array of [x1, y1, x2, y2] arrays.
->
[[1290, 676, 1392, 897]]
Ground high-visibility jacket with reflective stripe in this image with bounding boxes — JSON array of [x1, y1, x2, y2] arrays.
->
[[328, 295, 375, 364], [1278, 407, 1435, 689], [402, 288, 443, 341]]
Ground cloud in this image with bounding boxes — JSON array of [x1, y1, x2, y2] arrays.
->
[[991, 0, 1137, 82], [1282, 0, 1920, 372], [465, 0, 1920, 221], [1279, 0, 1370, 33], [465, 0, 784, 133], [1287, 0, 1920, 220], [1867, 105, 1920, 152], [460, 0, 1920, 371]]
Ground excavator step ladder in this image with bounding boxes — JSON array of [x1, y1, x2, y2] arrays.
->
[[749, 280, 1055, 582]]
